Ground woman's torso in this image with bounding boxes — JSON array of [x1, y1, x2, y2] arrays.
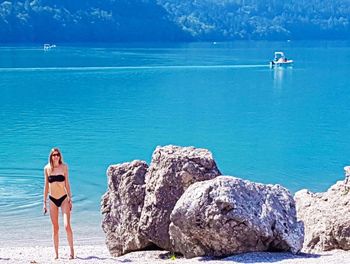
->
[[47, 165, 67, 199]]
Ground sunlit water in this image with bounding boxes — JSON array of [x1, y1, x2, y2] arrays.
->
[[1, 41, 350, 246]]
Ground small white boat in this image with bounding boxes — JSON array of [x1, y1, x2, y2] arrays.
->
[[43, 44, 56, 51], [270, 51, 293, 67]]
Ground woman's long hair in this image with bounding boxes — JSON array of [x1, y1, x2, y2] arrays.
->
[[48, 147, 64, 172]]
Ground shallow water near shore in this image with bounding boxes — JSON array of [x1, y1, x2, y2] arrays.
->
[[0, 41, 350, 245]]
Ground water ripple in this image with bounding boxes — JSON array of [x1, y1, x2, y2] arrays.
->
[[0, 64, 268, 72]]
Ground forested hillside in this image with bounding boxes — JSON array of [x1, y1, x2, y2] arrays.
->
[[0, 0, 349, 42], [0, 0, 191, 42], [159, 0, 350, 40]]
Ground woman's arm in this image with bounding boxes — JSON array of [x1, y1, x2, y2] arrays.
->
[[65, 164, 72, 200], [43, 166, 49, 213]]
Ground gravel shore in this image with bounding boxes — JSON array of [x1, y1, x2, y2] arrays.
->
[[1, 245, 350, 264]]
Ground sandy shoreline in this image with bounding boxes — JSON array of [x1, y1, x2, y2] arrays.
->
[[1, 244, 350, 264]]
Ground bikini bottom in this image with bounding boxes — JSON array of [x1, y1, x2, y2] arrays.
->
[[49, 194, 67, 207]]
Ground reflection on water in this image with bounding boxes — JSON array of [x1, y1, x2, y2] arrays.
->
[[272, 66, 293, 89]]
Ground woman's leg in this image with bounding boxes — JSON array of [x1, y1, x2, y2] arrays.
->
[[49, 201, 59, 259], [62, 199, 74, 258]]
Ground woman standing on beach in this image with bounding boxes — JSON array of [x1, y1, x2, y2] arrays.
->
[[43, 147, 75, 259]]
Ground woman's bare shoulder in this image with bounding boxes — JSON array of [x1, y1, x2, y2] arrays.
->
[[44, 164, 50, 175], [62, 163, 69, 172]]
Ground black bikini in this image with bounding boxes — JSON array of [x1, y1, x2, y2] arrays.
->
[[49, 194, 68, 207], [48, 174, 65, 183], [48, 174, 67, 207]]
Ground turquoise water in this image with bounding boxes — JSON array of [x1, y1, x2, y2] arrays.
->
[[1, 41, 350, 245]]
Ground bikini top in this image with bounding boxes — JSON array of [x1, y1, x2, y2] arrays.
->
[[48, 174, 65, 183]]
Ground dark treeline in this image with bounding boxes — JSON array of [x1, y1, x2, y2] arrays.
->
[[0, 0, 349, 43], [0, 0, 191, 42], [160, 0, 350, 40]]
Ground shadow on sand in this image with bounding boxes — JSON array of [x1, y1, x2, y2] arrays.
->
[[196, 252, 328, 263], [76, 256, 134, 262], [76, 256, 111, 261]]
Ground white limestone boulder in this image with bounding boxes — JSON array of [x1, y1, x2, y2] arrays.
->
[[170, 176, 304, 258], [101, 160, 152, 256], [139, 145, 221, 250]]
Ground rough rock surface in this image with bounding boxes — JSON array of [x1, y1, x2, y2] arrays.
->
[[139, 145, 221, 250], [295, 179, 350, 252], [101, 160, 152, 256], [169, 176, 304, 258]]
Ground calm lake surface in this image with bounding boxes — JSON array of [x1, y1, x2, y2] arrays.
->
[[1, 41, 350, 245]]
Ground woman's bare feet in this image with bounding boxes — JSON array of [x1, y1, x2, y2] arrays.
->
[[69, 247, 74, 260]]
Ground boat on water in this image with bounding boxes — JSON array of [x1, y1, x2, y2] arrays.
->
[[43, 44, 56, 51], [270, 51, 293, 67]]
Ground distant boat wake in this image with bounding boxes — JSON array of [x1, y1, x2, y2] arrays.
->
[[0, 64, 268, 72]]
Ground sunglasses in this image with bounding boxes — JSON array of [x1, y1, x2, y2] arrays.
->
[[52, 153, 60, 157]]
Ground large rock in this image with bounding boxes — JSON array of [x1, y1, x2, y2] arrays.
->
[[295, 179, 350, 252], [169, 176, 304, 258], [101, 160, 152, 256], [139, 145, 221, 250]]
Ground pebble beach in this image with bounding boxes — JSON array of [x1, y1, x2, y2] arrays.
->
[[1, 245, 350, 264]]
